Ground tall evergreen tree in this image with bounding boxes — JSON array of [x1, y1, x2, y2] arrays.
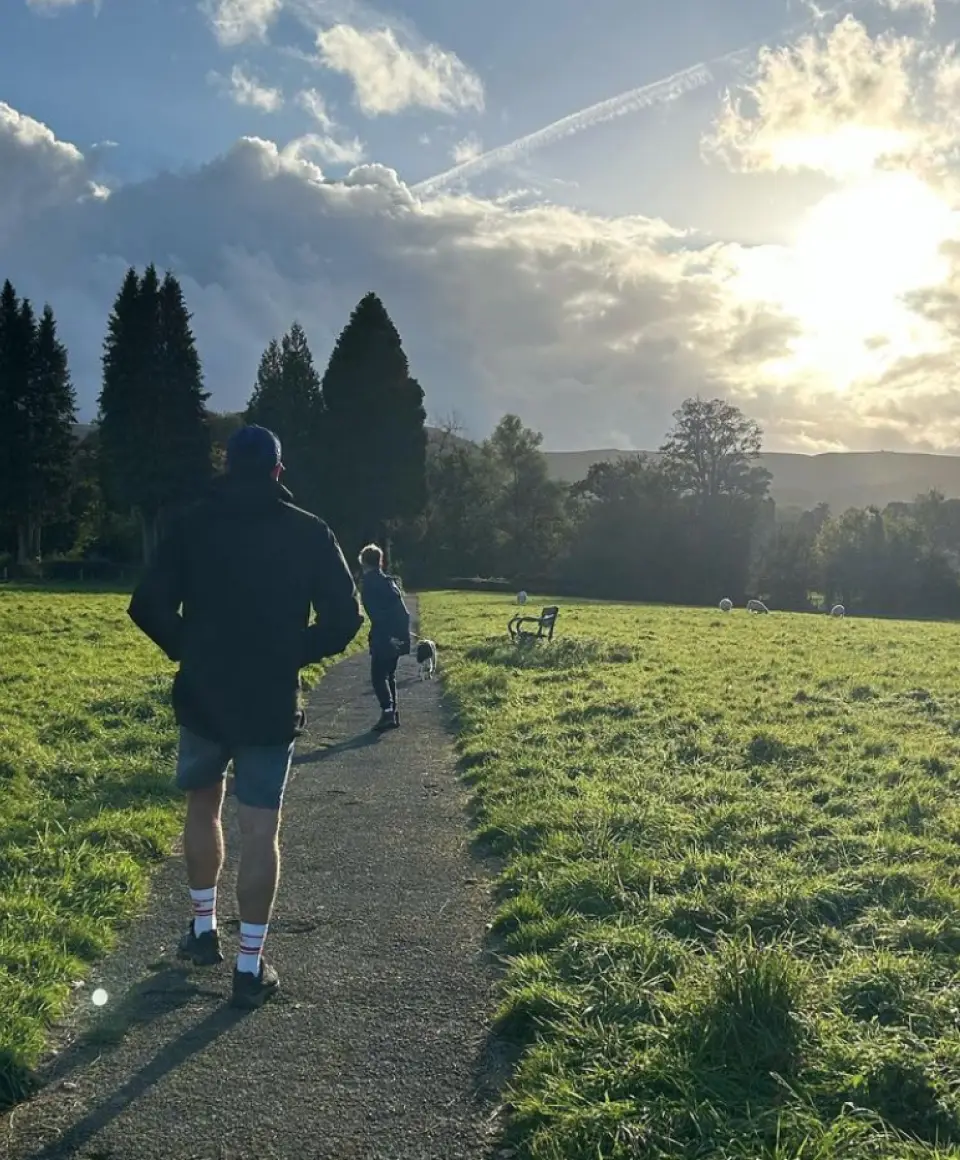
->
[[99, 265, 211, 562], [245, 322, 323, 502], [20, 305, 78, 560], [156, 271, 212, 502], [0, 284, 31, 556], [247, 339, 284, 423], [320, 293, 426, 553]]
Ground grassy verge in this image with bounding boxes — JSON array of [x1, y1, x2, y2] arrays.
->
[[0, 587, 350, 1111], [422, 592, 960, 1159]]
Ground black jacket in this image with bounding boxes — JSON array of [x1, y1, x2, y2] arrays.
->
[[360, 569, 411, 656], [128, 475, 363, 746]]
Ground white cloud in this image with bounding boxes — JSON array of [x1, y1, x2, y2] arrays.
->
[[293, 88, 366, 165], [10, 8, 960, 459], [0, 104, 779, 449], [451, 134, 482, 165], [0, 102, 101, 243], [212, 65, 284, 112], [316, 23, 484, 116], [705, 16, 925, 178], [283, 131, 365, 166], [298, 88, 335, 131], [202, 0, 281, 46]]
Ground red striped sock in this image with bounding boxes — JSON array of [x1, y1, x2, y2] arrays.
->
[[189, 886, 217, 935], [237, 922, 268, 976]]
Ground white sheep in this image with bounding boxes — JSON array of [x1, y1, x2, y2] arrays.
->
[[719, 598, 733, 612], [517, 590, 528, 606], [746, 599, 770, 614], [830, 604, 845, 618]]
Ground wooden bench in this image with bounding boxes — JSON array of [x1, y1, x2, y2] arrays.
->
[[508, 605, 559, 644]]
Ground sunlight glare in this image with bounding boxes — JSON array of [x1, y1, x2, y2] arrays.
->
[[735, 171, 956, 389], [768, 126, 913, 181]]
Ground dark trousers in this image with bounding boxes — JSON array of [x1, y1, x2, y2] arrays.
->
[[371, 651, 399, 713]]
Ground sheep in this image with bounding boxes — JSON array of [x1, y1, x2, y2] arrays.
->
[[517, 590, 528, 606], [830, 604, 845, 618], [719, 598, 733, 612], [746, 599, 770, 614]]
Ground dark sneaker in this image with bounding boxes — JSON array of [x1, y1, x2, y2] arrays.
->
[[177, 922, 224, 967], [230, 960, 280, 1009], [373, 710, 399, 733]]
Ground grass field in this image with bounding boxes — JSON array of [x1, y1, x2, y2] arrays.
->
[[0, 586, 346, 1112], [421, 592, 960, 1159]]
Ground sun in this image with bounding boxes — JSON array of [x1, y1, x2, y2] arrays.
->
[[734, 170, 957, 388]]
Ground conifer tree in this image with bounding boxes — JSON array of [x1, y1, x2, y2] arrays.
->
[[99, 265, 211, 561], [21, 305, 77, 559], [245, 321, 323, 503], [320, 292, 426, 552], [0, 283, 77, 562]]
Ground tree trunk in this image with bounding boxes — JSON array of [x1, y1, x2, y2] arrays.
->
[[138, 511, 159, 565], [14, 518, 40, 566]]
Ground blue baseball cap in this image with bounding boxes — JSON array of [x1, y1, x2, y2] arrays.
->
[[226, 425, 283, 475]]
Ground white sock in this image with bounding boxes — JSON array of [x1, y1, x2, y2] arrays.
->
[[236, 922, 269, 976], [189, 886, 217, 935]]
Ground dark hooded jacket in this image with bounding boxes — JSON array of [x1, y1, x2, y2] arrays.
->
[[128, 475, 363, 746], [360, 568, 411, 657]]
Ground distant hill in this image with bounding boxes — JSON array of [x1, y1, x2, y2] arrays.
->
[[541, 447, 960, 514], [73, 423, 960, 514]]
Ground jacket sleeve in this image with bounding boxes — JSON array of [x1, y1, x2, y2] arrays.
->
[[128, 519, 186, 662], [360, 573, 391, 625], [301, 521, 364, 665]]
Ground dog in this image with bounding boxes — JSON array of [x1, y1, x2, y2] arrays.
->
[[416, 638, 438, 680]]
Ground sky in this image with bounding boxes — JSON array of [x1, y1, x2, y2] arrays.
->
[[3, 0, 960, 452]]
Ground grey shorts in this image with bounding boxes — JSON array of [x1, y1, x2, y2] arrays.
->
[[175, 727, 295, 810]]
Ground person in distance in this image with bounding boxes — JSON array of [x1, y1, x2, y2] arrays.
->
[[358, 543, 411, 732]]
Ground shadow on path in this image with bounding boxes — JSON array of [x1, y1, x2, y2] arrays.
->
[[38, 967, 217, 1091], [23, 1004, 248, 1160], [292, 731, 381, 764]]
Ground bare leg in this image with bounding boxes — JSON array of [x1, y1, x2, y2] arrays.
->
[[184, 781, 226, 890], [236, 803, 282, 925]]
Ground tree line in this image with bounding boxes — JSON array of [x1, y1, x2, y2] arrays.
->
[[0, 268, 427, 571], [2, 265, 960, 620]]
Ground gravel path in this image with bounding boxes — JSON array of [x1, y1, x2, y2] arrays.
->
[[1, 598, 501, 1160]]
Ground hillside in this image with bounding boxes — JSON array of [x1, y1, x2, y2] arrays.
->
[[74, 424, 960, 514], [541, 447, 960, 513]]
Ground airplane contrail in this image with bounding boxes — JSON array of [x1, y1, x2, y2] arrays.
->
[[412, 0, 872, 198], [412, 46, 752, 197]]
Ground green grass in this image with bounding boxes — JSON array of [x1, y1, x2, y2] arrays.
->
[[421, 592, 960, 1159], [0, 586, 349, 1111]]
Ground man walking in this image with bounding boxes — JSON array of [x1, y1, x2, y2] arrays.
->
[[358, 544, 411, 732], [129, 425, 362, 1008]]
